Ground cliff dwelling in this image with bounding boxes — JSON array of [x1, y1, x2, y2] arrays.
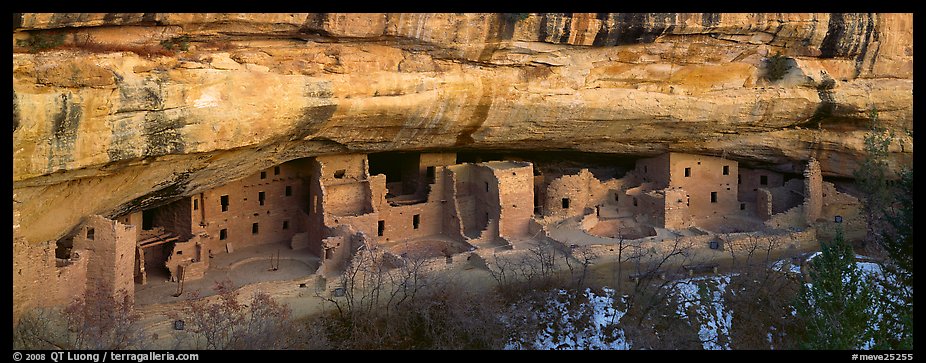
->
[[23, 149, 865, 307]]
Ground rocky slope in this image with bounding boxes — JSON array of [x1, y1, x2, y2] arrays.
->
[[12, 13, 913, 244]]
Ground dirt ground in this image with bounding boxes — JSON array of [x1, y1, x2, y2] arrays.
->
[[131, 228, 827, 349]]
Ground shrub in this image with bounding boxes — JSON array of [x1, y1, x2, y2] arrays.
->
[[160, 35, 191, 52], [16, 31, 65, 52], [764, 52, 792, 82]]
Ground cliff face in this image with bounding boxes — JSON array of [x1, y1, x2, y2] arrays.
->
[[12, 13, 912, 244]]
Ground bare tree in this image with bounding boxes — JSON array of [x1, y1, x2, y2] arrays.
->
[[14, 286, 143, 350], [170, 281, 297, 349]]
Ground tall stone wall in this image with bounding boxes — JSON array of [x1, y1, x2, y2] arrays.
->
[[72, 215, 136, 302], [803, 158, 823, 224], [490, 161, 534, 240]]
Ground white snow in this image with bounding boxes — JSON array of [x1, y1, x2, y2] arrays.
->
[[505, 288, 630, 350], [507, 255, 905, 350], [671, 275, 734, 350]]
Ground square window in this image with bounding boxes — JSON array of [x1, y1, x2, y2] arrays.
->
[[723, 165, 729, 175], [413, 214, 420, 229], [259, 191, 266, 206], [260, 171, 267, 179], [283, 220, 289, 230], [711, 192, 718, 203], [274, 166, 280, 175], [740, 203, 746, 210], [221, 195, 229, 212], [685, 167, 691, 177], [86, 227, 95, 240], [193, 198, 199, 210], [220, 229, 227, 240], [252, 223, 259, 234], [285, 186, 292, 196], [377, 220, 385, 237], [562, 198, 570, 209], [760, 175, 768, 185]]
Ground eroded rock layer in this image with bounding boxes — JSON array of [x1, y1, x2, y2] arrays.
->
[[12, 13, 912, 244]]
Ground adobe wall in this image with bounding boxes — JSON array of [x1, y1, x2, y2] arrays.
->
[[377, 202, 444, 242], [635, 153, 671, 189], [198, 161, 310, 256], [318, 153, 368, 180], [449, 163, 495, 239], [152, 199, 193, 240], [13, 237, 89, 325], [663, 187, 692, 229], [317, 225, 367, 277], [666, 153, 738, 220], [543, 169, 595, 220], [415, 152, 457, 195], [72, 215, 136, 302], [164, 234, 209, 281], [115, 211, 144, 240], [738, 167, 785, 202], [636, 190, 666, 227], [756, 188, 773, 220], [765, 205, 806, 229], [442, 167, 466, 242], [769, 179, 805, 214], [488, 161, 534, 240], [325, 182, 374, 216], [816, 182, 866, 242], [802, 158, 823, 223]]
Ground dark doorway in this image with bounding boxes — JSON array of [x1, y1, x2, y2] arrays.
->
[[142, 209, 156, 230]]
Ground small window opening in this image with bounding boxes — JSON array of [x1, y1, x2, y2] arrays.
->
[[711, 192, 718, 203], [285, 186, 292, 196], [252, 223, 259, 234], [193, 198, 199, 210], [740, 203, 746, 210], [176, 250, 183, 255], [614, 193, 619, 202], [413, 214, 420, 229], [633, 197, 638, 207], [260, 171, 267, 179], [334, 169, 346, 179], [685, 167, 691, 177], [259, 191, 266, 206], [325, 248, 333, 260], [760, 175, 768, 185], [485, 181, 489, 192], [86, 228, 95, 240], [283, 220, 289, 230], [562, 198, 570, 209], [723, 165, 729, 175], [221, 195, 229, 212], [738, 174, 742, 184], [377, 220, 385, 236], [220, 229, 227, 240], [274, 166, 280, 175]]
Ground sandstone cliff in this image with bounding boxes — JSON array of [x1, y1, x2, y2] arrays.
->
[[12, 13, 912, 244]]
